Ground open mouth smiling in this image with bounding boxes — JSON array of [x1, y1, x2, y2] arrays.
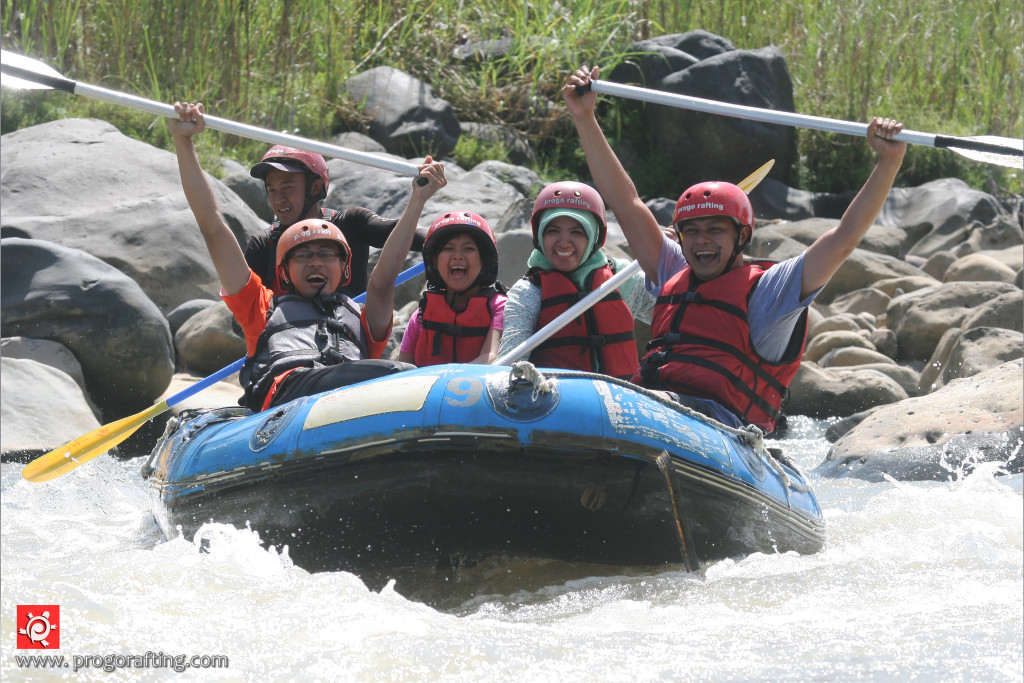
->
[[694, 249, 718, 265]]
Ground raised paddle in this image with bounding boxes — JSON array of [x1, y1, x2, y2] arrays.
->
[[494, 159, 774, 366], [0, 50, 428, 184], [580, 78, 1023, 170], [493, 260, 643, 366], [22, 153, 770, 483], [21, 261, 426, 483]]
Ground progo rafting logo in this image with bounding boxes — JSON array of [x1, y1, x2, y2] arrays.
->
[[16, 605, 60, 649]]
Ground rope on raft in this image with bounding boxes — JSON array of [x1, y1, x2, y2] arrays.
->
[[508, 362, 813, 496]]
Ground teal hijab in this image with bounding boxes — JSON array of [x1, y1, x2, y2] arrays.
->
[[527, 208, 608, 289]]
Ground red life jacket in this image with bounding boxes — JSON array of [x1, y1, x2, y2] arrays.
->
[[414, 290, 496, 366], [527, 263, 639, 379], [636, 261, 806, 432]]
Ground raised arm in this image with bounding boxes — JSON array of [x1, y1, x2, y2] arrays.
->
[[801, 117, 906, 298], [563, 65, 666, 282], [363, 157, 447, 340], [168, 102, 251, 296]]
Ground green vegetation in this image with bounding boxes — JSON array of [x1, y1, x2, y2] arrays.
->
[[2, 0, 1021, 197]]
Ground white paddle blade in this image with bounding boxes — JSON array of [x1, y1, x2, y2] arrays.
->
[[950, 136, 1024, 170], [0, 50, 62, 90]]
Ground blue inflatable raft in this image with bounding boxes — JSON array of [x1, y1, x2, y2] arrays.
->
[[143, 362, 824, 576]]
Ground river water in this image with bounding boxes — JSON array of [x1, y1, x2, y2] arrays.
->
[[2, 416, 1021, 682]]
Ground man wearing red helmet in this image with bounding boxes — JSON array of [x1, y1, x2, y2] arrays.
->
[[170, 102, 425, 298], [563, 65, 907, 434], [169, 102, 446, 411], [246, 143, 427, 297]]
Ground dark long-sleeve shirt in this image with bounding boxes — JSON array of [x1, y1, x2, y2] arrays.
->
[[244, 206, 427, 297]]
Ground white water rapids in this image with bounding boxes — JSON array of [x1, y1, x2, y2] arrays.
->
[[2, 416, 1021, 681]]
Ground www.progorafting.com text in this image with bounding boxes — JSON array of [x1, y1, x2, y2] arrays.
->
[[14, 651, 229, 673]]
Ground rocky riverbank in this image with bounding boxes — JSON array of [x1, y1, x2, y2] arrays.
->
[[2, 31, 1021, 480]]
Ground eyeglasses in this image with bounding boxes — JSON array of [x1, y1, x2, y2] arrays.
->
[[290, 249, 343, 263]]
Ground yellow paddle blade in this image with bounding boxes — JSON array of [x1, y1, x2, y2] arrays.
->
[[737, 159, 774, 194], [22, 400, 171, 483]]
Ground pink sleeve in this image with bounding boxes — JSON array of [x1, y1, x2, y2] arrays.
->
[[490, 293, 507, 330], [400, 311, 423, 353]]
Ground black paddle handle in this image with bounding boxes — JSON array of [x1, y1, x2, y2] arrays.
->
[[574, 81, 594, 97], [1, 63, 77, 93], [933, 135, 1023, 157]]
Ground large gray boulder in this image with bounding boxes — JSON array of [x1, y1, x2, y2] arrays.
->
[[818, 249, 928, 304], [927, 326, 1024, 390], [460, 122, 536, 166], [870, 275, 942, 298], [609, 33, 707, 84], [817, 359, 1023, 481], [0, 336, 93, 400], [961, 290, 1024, 334], [809, 312, 875, 338], [886, 281, 1019, 362], [785, 361, 908, 419], [495, 229, 535, 288], [326, 156, 523, 229], [619, 32, 796, 190], [747, 178, 856, 222], [878, 178, 1021, 258], [0, 118, 265, 312], [827, 287, 892, 319], [174, 301, 247, 375], [803, 329, 875, 364], [1, 357, 103, 460], [471, 160, 544, 198], [943, 252, 1018, 284], [421, 167, 525, 225], [324, 154, 427, 219], [166, 298, 218, 336], [747, 225, 807, 261], [1, 238, 174, 416], [344, 66, 460, 159], [770, 217, 909, 258]]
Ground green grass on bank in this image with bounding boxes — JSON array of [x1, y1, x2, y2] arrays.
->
[[2, 0, 1021, 198]]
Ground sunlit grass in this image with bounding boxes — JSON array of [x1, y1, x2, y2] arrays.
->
[[2, 0, 1020, 196]]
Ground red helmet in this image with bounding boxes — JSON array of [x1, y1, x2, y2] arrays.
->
[[276, 219, 353, 286], [250, 145, 330, 201], [530, 182, 607, 250], [673, 181, 753, 229], [422, 211, 499, 290]]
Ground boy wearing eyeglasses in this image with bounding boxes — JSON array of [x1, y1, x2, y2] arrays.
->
[[169, 102, 447, 411]]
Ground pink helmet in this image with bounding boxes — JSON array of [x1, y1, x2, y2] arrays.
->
[[673, 181, 753, 229], [530, 182, 607, 250], [250, 145, 330, 201], [276, 219, 353, 286], [422, 211, 499, 290]]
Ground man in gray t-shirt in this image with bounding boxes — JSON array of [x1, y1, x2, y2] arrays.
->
[[564, 64, 907, 431]]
